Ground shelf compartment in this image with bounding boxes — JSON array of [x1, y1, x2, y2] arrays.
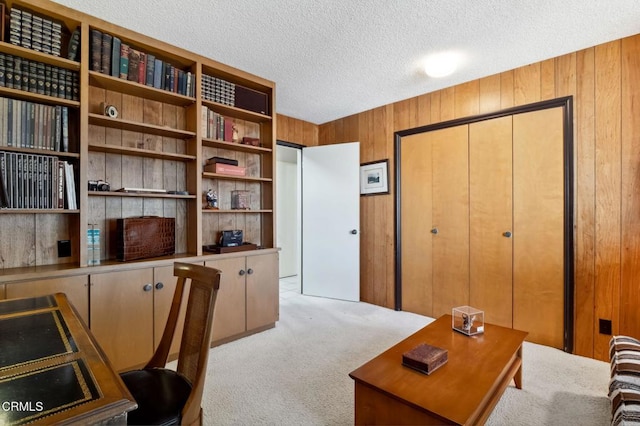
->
[[202, 99, 271, 123], [89, 72, 196, 106], [202, 138, 272, 153], [0, 146, 80, 158], [0, 42, 81, 71], [88, 114, 197, 140], [88, 191, 196, 199], [202, 172, 272, 183], [0, 86, 80, 108], [202, 209, 273, 213]]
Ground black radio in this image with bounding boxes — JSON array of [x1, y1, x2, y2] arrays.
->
[[220, 230, 243, 247]]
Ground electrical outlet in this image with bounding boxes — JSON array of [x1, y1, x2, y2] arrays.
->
[[599, 318, 612, 335]]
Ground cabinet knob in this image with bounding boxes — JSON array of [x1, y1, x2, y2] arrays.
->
[[155, 282, 164, 290], [143, 284, 153, 292], [503, 231, 512, 238], [239, 269, 246, 276], [247, 268, 254, 275], [431, 227, 439, 235]]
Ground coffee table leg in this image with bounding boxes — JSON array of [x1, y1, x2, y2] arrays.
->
[[514, 346, 523, 389]]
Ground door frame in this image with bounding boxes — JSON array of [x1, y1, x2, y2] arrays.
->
[[394, 96, 574, 353]]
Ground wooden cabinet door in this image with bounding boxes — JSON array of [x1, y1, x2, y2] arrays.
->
[[513, 107, 565, 349], [400, 132, 434, 317], [431, 125, 470, 318], [246, 252, 279, 331], [90, 268, 154, 371], [469, 116, 514, 328], [206, 256, 246, 343], [5, 275, 89, 324]]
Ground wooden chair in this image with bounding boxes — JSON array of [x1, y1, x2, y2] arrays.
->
[[120, 262, 222, 425]]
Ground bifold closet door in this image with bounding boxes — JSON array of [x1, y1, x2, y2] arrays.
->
[[513, 107, 564, 349], [400, 125, 469, 318], [468, 116, 513, 328], [400, 132, 433, 317], [431, 125, 469, 318]]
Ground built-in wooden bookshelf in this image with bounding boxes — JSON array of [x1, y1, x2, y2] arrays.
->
[[0, 0, 276, 271]]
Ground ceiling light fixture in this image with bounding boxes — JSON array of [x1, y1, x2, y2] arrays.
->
[[424, 52, 460, 78]]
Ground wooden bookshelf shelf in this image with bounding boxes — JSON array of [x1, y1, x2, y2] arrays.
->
[[0, 86, 80, 108], [202, 99, 271, 123], [88, 143, 196, 161], [0, 209, 79, 214], [88, 191, 196, 199], [202, 172, 273, 183], [202, 209, 273, 214], [202, 138, 272, 153], [88, 114, 197, 140], [89, 71, 196, 106], [0, 145, 79, 158], [0, 41, 81, 71]]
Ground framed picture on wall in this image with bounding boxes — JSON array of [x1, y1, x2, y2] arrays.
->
[[360, 159, 389, 196]]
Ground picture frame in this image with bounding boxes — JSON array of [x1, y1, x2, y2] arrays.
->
[[360, 159, 389, 196]]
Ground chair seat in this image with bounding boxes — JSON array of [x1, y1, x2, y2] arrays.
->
[[120, 368, 192, 426]]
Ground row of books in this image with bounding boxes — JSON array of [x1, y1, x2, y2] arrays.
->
[[90, 29, 195, 97], [0, 53, 79, 101], [9, 7, 64, 57], [201, 106, 234, 141], [0, 151, 76, 209], [0, 98, 70, 152], [202, 74, 235, 106]]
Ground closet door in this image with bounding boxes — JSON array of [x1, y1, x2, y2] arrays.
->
[[400, 133, 434, 316], [513, 107, 565, 349], [469, 116, 514, 328], [431, 125, 470, 318]]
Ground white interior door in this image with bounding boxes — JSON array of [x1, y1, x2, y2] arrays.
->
[[302, 142, 360, 301]]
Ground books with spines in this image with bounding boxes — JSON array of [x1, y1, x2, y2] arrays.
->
[[90, 29, 102, 72], [206, 156, 239, 166], [0, 53, 6, 87], [0, 152, 9, 208], [57, 68, 66, 99], [63, 160, 76, 210], [50, 66, 58, 97], [20, 56, 29, 91], [111, 36, 121, 77], [35, 62, 45, 95], [4, 55, 13, 89], [64, 70, 72, 100], [145, 54, 155, 87], [100, 32, 112, 75], [153, 58, 162, 88], [28, 60, 37, 94], [138, 52, 146, 85], [67, 27, 81, 61], [12, 56, 22, 90], [127, 48, 140, 82], [119, 43, 130, 79]]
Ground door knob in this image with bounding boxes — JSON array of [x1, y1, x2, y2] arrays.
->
[[431, 228, 438, 235], [247, 268, 254, 275], [503, 231, 512, 238], [239, 270, 246, 276], [143, 284, 153, 292], [350, 229, 358, 235], [155, 282, 164, 290]]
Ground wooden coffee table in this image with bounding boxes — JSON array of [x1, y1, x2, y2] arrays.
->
[[349, 314, 528, 425]]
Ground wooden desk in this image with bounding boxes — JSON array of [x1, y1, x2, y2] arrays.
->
[[0, 293, 137, 425], [349, 314, 528, 425]]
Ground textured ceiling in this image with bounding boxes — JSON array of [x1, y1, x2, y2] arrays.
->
[[51, 0, 640, 124]]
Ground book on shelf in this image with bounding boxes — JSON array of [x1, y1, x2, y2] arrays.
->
[[90, 29, 102, 72], [111, 36, 121, 77], [145, 54, 155, 87], [203, 163, 246, 176], [138, 52, 146, 85], [153, 58, 162, 88], [115, 187, 167, 194], [67, 27, 80, 61], [63, 160, 76, 209], [206, 156, 239, 166], [127, 48, 140, 82], [100, 32, 112, 75], [119, 43, 130, 79]]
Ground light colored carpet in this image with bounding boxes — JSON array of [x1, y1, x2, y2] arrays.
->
[[189, 290, 610, 425]]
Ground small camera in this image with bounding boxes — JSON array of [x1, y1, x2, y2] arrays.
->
[[100, 102, 118, 119], [88, 180, 111, 192]]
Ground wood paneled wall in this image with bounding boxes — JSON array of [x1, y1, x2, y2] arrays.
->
[[316, 33, 640, 361], [276, 114, 318, 146]]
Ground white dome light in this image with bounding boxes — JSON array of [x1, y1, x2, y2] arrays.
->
[[424, 52, 460, 78]]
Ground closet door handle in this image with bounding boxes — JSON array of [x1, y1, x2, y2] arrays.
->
[[431, 228, 438, 235], [239, 269, 246, 276], [143, 284, 153, 292], [503, 231, 512, 238]]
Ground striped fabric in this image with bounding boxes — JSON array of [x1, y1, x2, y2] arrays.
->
[[610, 336, 640, 425]]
